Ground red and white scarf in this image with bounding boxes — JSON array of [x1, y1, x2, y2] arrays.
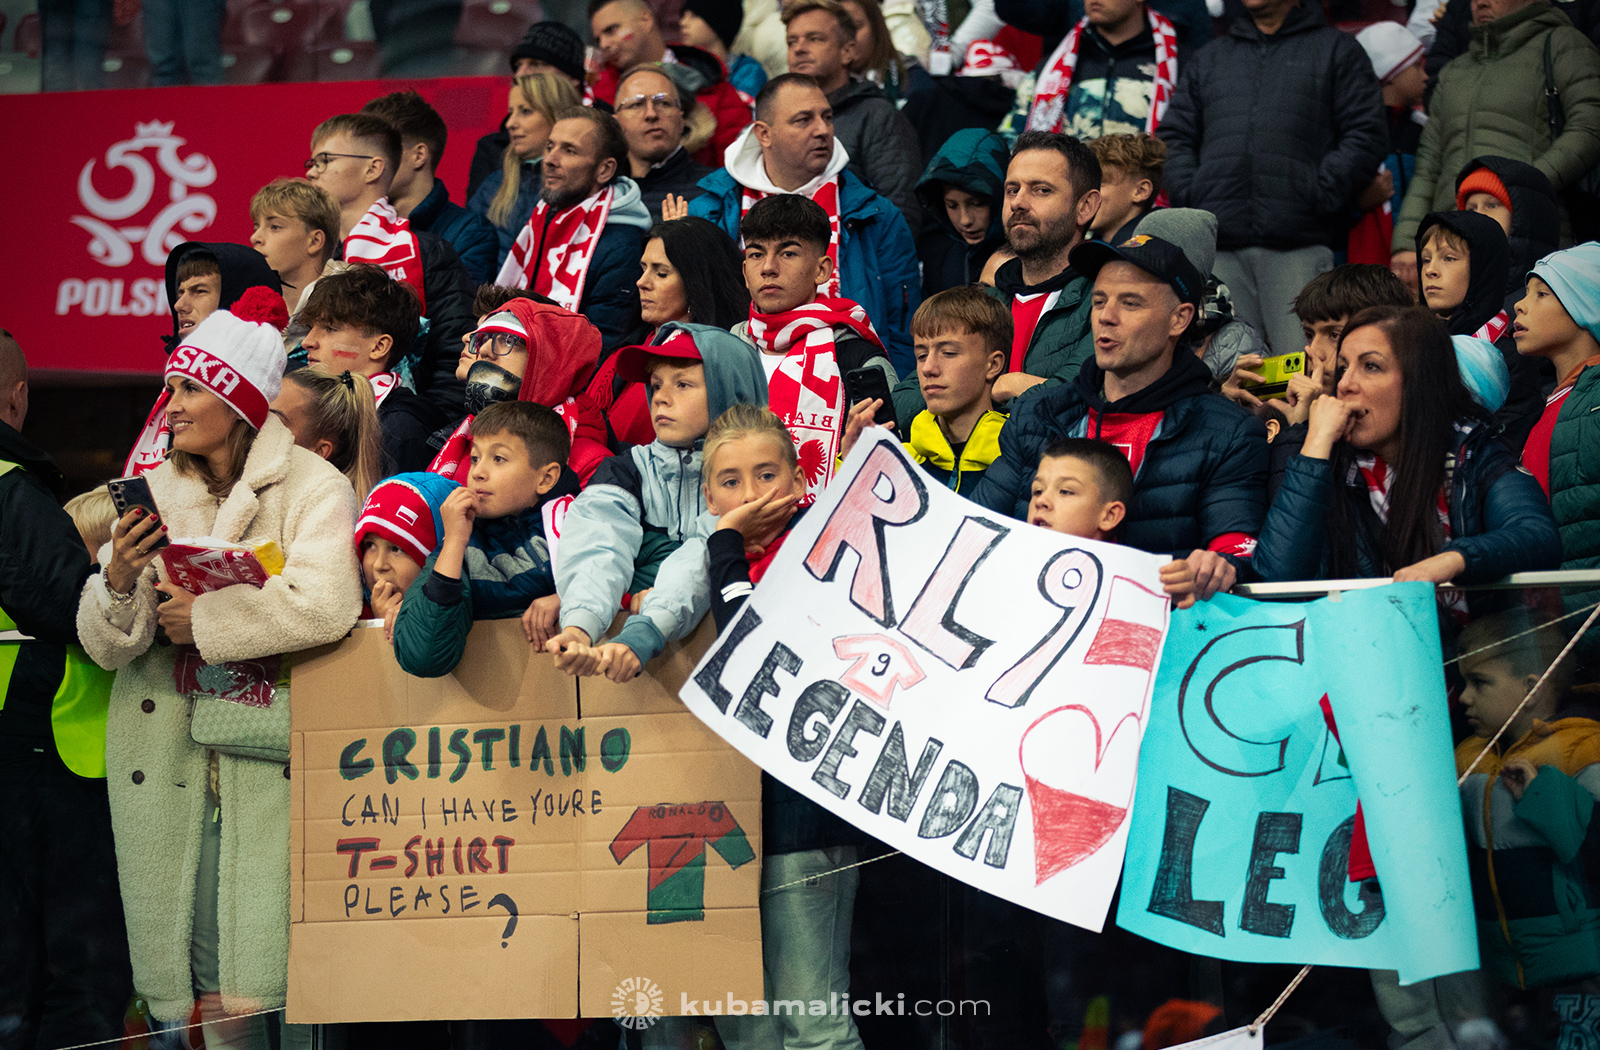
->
[[427, 398, 583, 483], [496, 184, 616, 311], [1355, 447, 1468, 617], [370, 371, 398, 410], [748, 298, 882, 490], [344, 199, 427, 314], [125, 391, 172, 476], [739, 180, 843, 299], [1027, 9, 1179, 135], [1474, 309, 1510, 343]]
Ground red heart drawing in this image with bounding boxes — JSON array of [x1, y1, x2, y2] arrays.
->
[[1019, 704, 1143, 885]]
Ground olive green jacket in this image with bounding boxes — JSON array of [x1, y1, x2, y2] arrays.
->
[[1393, 1, 1600, 251]]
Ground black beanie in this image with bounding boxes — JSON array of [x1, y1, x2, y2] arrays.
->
[[510, 20, 587, 84], [682, 0, 743, 50]]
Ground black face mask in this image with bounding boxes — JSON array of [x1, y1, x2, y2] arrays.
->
[[464, 360, 521, 415]]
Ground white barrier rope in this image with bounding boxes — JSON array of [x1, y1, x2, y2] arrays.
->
[[1248, 600, 1600, 1034], [48, 1006, 282, 1050]]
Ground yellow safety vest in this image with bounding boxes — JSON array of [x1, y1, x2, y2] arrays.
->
[[0, 460, 113, 778]]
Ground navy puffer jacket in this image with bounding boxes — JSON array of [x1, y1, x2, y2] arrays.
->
[[967, 352, 1270, 560], [1253, 422, 1561, 582], [1157, 1, 1387, 250]]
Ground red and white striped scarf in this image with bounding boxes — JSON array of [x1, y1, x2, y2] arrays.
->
[[1474, 309, 1510, 343], [739, 179, 842, 299], [344, 199, 427, 314], [1027, 9, 1178, 135], [496, 184, 615, 312], [748, 298, 882, 490]]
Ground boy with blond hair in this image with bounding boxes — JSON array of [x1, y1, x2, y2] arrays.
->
[[249, 178, 340, 317], [1088, 133, 1166, 243]]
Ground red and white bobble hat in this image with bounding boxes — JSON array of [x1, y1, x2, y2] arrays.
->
[[961, 39, 1024, 88], [165, 286, 291, 430]]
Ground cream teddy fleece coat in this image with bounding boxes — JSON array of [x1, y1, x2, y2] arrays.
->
[[77, 417, 361, 1022]]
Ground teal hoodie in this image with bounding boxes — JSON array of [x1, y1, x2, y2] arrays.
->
[[556, 323, 769, 659]]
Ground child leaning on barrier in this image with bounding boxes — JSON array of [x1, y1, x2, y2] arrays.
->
[[1454, 607, 1600, 991], [540, 323, 768, 682], [698, 403, 871, 1050], [392, 401, 570, 677]]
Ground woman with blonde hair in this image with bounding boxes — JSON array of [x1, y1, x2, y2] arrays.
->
[[269, 367, 384, 502], [467, 72, 582, 268], [78, 290, 361, 1049]]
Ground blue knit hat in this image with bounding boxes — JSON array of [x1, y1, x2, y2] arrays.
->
[[1451, 335, 1510, 414], [1531, 242, 1600, 344]]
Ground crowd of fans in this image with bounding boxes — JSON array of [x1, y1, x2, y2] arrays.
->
[[8, 0, 1600, 1047]]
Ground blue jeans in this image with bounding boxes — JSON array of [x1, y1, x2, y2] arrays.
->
[[38, 0, 110, 91], [642, 847, 865, 1050], [142, 0, 224, 85]]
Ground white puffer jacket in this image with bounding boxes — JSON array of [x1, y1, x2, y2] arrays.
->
[[77, 416, 361, 1021]]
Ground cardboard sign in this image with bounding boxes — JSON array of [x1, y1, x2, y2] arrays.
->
[[678, 431, 1171, 932], [1117, 587, 1478, 984], [287, 619, 763, 1023]]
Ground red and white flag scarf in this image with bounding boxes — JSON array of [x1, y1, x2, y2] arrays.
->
[[496, 184, 616, 311], [1027, 9, 1179, 135], [739, 180, 843, 299], [125, 392, 172, 476], [344, 199, 427, 314], [370, 371, 398, 410], [748, 297, 882, 490]]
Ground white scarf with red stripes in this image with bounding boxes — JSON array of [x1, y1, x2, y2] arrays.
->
[[495, 185, 615, 311], [740, 180, 843, 299], [1028, 9, 1179, 135], [1474, 309, 1510, 343], [343, 198, 427, 314], [748, 298, 882, 490]]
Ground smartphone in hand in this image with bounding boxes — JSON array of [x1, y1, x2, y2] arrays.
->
[[107, 475, 171, 551], [843, 366, 897, 428]]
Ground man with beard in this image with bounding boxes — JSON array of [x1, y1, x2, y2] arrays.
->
[[891, 131, 1102, 429], [495, 107, 654, 354], [614, 65, 713, 223]]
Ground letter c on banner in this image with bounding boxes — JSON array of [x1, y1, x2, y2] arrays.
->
[[1176, 621, 1304, 777]]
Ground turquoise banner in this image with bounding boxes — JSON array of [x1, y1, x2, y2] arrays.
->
[[1116, 585, 1478, 984]]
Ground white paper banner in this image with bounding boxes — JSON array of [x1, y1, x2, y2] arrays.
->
[[678, 431, 1171, 931]]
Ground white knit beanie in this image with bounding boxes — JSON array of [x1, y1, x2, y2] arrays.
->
[[165, 286, 290, 430], [1355, 22, 1425, 84]]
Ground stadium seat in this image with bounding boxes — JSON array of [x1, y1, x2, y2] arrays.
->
[[452, 0, 541, 49], [236, 0, 338, 52], [15, 13, 40, 58], [221, 45, 277, 82]]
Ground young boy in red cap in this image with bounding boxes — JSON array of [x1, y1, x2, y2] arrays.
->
[[352, 470, 458, 637]]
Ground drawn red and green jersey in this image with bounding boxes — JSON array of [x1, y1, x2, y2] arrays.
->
[[609, 801, 755, 924]]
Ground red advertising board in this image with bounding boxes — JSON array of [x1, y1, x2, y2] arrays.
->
[[0, 77, 507, 375]]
